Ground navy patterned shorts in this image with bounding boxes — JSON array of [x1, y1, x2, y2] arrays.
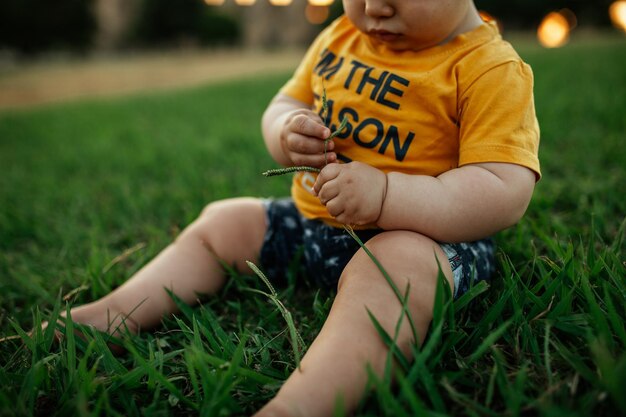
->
[[259, 198, 495, 299]]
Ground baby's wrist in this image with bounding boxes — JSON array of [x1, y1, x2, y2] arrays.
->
[[374, 172, 388, 225]]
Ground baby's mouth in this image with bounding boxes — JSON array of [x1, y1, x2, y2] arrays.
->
[[368, 29, 402, 43]]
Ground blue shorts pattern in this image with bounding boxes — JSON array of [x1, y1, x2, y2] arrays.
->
[[259, 198, 495, 299]]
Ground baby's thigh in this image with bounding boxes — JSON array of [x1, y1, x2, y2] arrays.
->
[[182, 197, 267, 272]]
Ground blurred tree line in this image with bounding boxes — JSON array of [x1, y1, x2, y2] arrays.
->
[[0, 0, 96, 53], [0, 0, 239, 54], [0, 0, 618, 54], [136, 0, 239, 47]]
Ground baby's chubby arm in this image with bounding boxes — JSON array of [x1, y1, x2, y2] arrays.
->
[[262, 93, 337, 168], [313, 162, 536, 243]]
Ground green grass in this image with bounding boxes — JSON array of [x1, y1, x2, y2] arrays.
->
[[1, 34, 625, 416]]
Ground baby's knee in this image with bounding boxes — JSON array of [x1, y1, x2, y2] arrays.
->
[[180, 197, 260, 239], [365, 230, 441, 260], [177, 197, 267, 269], [338, 230, 452, 292], [346, 230, 444, 269], [199, 197, 252, 220]]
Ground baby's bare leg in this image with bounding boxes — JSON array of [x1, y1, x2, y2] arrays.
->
[[254, 231, 454, 417], [66, 197, 267, 335]]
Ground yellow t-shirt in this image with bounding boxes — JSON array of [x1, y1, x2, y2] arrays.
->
[[280, 16, 541, 226]]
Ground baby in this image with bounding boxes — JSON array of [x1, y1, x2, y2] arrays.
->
[[47, 1, 540, 416]]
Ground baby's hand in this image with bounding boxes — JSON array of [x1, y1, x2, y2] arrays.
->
[[313, 162, 387, 226], [281, 109, 336, 168]]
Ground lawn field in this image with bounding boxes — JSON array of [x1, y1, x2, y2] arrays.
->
[[0, 36, 625, 416]]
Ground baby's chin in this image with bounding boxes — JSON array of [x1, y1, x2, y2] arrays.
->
[[366, 33, 437, 52]]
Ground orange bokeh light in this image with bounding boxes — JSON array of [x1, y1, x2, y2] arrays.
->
[[609, 1, 626, 31], [309, 0, 334, 5], [306, 4, 330, 24], [235, 0, 256, 5], [204, 0, 225, 5], [269, 0, 293, 5], [537, 11, 571, 48]]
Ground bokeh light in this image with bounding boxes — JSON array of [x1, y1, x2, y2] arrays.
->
[[203, 0, 225, 5], [537, 11, 571, 48], [235, 0, 256, 5], [306, 4, 330, 24], [269, 0, 293, 6], [308, 0, 334, 5], [609, 1, 626, 32]]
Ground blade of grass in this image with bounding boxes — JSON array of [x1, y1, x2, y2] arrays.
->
[[440, 377, 502, 417], [199, 304, 237, 357], [395, 370, 438, 416], [543, 321, 554, 387], [184, 348, 202, 405], [332, 393, 346, 417], [43, 295, 62, 352], [207, 333, 249, 411], [64, 303, 77, 380], [590, 339, 626, 413], [192, 317, 204, 351], [453, 280, 489, 311], [262, 166, 321, 177], [107, 349, 184, 391], [8, 319, 35, 353], [365, 307, 410, 372], [324, 117, 348, 165], [366, 366, 413, 417], [246, 261, 304, 370], [550, 339, 597, 383], [602, 281, 626, 347], [191, 348, 279, 386], [431, 257, 454, 334], [125, 342, 198, 411], [165, 288, 198, 322], [246, 261, 277, 297], [466, 318, 513, 365], [88, 327, 127, 375], [580, 274, 613, 351]]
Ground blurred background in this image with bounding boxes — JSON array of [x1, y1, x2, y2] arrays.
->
[[1, 0, 625, 53], [0, 0, 625, 108]]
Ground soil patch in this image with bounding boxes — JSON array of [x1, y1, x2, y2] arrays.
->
[[0, 48, 303, 111]]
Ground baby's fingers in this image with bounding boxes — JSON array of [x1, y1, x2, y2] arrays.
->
[[290, 113, 330, 139], [313, 163, 342, 195], [290, 152, 336, 168], [285, 133, 333, 155]]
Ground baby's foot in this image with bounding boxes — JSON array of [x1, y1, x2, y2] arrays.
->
[[35, 302, 139, 354]]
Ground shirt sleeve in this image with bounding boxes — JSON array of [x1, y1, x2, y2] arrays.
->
[[458, 60, 541, 180]]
